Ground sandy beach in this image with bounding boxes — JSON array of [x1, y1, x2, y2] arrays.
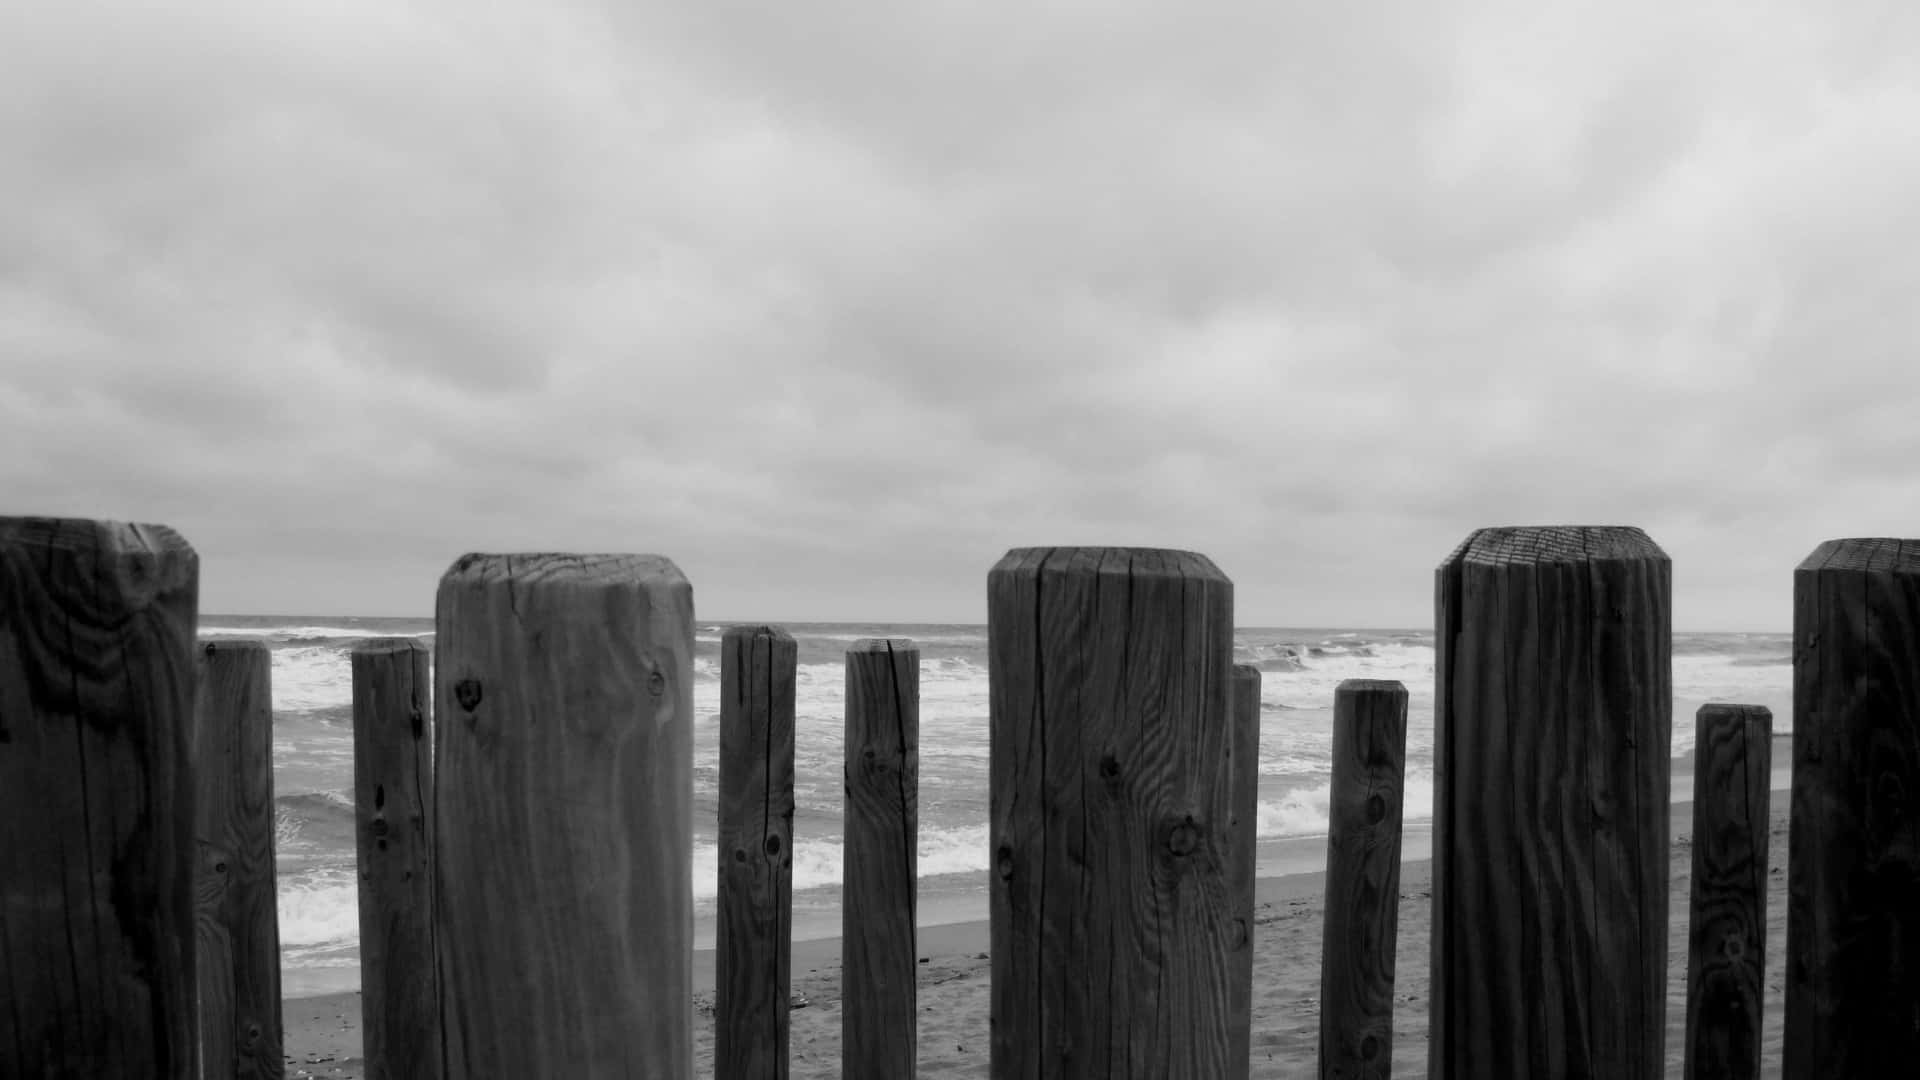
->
[[281, 782, 1790, 1079]]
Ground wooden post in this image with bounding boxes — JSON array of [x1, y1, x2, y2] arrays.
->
[[195, 639, 284, 1080], [1228, 665, 1262, 1080], [352, 637, 440, 1080], [715, 626, 797, 1080], [1319, 678, 1409, 1080], [433, 553, 694, 1077], [989, 548, 1242, 1078], [0, 516, 200, 1078], [842, 638, 919, 1079], [1785, 538, 1920, 1077], [1684, 703, 1771, 1080], [1430, 526, 1671, 1079]]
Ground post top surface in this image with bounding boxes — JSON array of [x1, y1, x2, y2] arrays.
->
[[440, 552, 687, 589], [351, 635, 431, 655], [1441, 526, 1666, 568], [1336, 678, 1410, 695], [0, 515, 194, 559], [721, 624, 794, 644], [1798, 538, 1920, 574], [991, 547, 1227, 582], [850, 637, 918, 653]]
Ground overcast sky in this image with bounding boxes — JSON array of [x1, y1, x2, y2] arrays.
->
[[6, 2, 1918, 629]]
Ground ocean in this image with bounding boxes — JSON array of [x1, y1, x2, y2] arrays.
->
[[197, 616, 1796, 997]]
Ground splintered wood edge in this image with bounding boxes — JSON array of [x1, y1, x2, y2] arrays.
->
[[850, 638, 918, 654], [1798, 538, 1920, 574], [990, 546, 1229, 583], [1336, 679, 1409, 697], [353, 637, 430, 656], [438, 552, 688, 589], [721, 625, 793, 645], [1440, 526, 1667, 567]]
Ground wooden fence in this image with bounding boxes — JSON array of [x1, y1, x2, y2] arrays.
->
[[2, 517, 1915, 1077]]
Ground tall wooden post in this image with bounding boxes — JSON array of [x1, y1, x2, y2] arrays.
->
[[715, 625, 798, 1080], [1319, 679, 1408, 1080], [1684, 703, 1771, 1080], [195, 639, 284, 1079], [1786, 539, 1920, 1077], [1430, 526, 1671, 1079], [842, 638, 919, 1079], [989, 548, 1243, 1078], [0, 516, 200, 1078], [433, 553, 694, 1077], [1227, 664, 1261, 1078], [352, 637, 440, 1080]]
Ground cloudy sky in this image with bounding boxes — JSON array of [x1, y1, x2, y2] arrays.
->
[[5, 2, 1918, 629]]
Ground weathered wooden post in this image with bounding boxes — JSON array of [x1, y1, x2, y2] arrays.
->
[[1684, 703, 1771, 1080], [1430, 526, 1671, 1078], [352, 637, 440, 1080], [989, 548, 1246, 1078], [715, 625, 798, 1080], [0, 516, 200, 1078], [1786, 539, 1920, 1077], [843, 638, 919, 1079], [433, 553, 694, 1077], [1228, 664, 1262, 1078], [1319, 678, 1409, 1080], [195, 639, 284, 1079]]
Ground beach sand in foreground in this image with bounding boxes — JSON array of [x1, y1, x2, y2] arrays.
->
[[283, 794, 1790, 1079]]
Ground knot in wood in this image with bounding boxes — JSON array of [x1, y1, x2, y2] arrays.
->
[[1165, 818, 1200, 858], [1723, 932, 1744, 958], [454, 678, 483, 712], [1361, 1035, 1380, 1060], [996, 845, 1015, 880], [1366, 794, 1387, 824], [1099, 754, 1120, 780], [648, 671, 666, 696], [765, 834, 783, 857]]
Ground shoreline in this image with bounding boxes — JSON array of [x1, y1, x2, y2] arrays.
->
[[283, 767, 1793, 1078]]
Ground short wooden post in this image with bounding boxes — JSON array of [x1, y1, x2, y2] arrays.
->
[[1684, 704, 1771, 1080], [1430, 526, 1671, 1079], [1786, 539, 1920, 1077], [842, 638, 919, 1079], [715, 625, 798, 1080], [195, 639, 284, 1079], [352, 637, 440, 1080], [989, 548, 1243, 1078], [1319, 679, 1409, 1080], [1227, 665, 1261, 1078], [0, 516, 200, 1078], [433, 553, 694, 1077]]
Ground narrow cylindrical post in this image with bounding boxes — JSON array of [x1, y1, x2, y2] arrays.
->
[[1228, 665, 1262, 1078], [989, 548, 1242, 1078], [716, 625, 798, 1080], [0, 516, 200, 1078], [1786, 539, 1920, 1076], [1430, 526, 1671, 1079], [1684, 703, 1771, 1080], [843, 638, 919, 1079], [1319, 678, 1409, 1080], [433, 553, 694, 1077], [352, 637, 440, 1080], [195, 639, 284, 1080]]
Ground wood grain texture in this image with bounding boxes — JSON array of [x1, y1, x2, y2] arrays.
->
[[433, 552, 694, 1078], [1684, 703, 1771, 1080], [842, 638, 919, 1080], [0, 515, 200, 1079], [1319, 679, 1408, 1080], [1228, 665, 1261, 1080], [1430, 526, 1671, 1080], [988, 548, 1239, 1079], [352, 637, 440, 1080], [194, 639, 284, 1080], [1785, 538, 1920, 1078], [716, 626, 797, 1080]]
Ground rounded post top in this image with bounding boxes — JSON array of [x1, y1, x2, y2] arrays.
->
[[990, 547, 1228, 584], [0, 515, 195, 560], [439, 552, 688, 590], [1440, 525, 1666, 568], [1798, 538, 1920, 574]]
